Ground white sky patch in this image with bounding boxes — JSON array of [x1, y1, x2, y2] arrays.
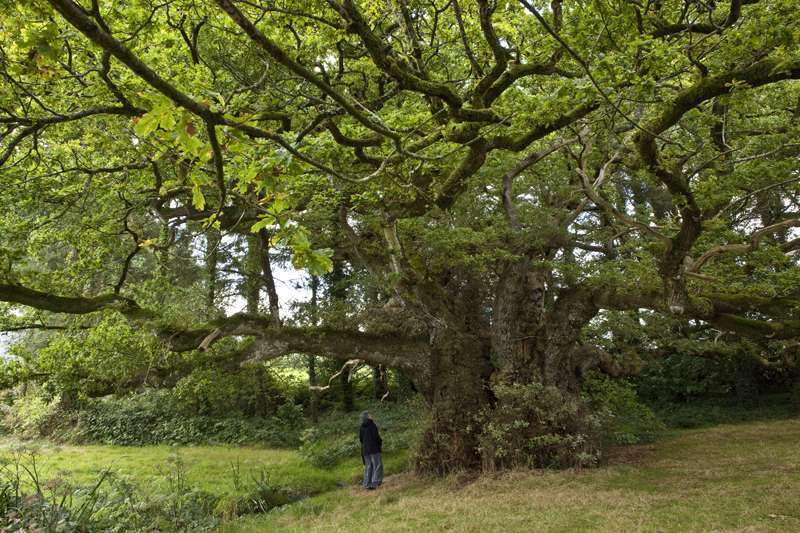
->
[[224, 260, 311, 318], [0, 333, 10, 359]]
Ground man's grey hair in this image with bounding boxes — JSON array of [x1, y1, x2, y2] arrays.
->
[[360, 411, 370, 424]]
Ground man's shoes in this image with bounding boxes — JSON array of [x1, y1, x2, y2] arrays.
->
[[366, 486, 376, 490]]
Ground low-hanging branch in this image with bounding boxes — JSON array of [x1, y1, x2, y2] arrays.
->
[[0, 281, 429, 375]]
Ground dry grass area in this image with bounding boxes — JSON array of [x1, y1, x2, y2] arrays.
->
[[224, 418, 800, 532]]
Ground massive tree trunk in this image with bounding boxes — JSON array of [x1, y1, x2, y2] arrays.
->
[[415, 327, 492, 474], [491, 259, 598, 388]]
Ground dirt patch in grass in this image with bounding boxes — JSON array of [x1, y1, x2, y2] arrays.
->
[[604, 442, 659, 465]]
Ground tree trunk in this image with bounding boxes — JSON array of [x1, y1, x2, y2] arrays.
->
[[339, 369, 354, 411], [415, 329, 492, 474], [372, 365, 387, 400], [258, 228, 281, 325], [308, 354, 319, 423], [243, 234, 261, 314], [396, 370, 416, 399], [205, 227, 220, 317], [308, 276, 320, 422]]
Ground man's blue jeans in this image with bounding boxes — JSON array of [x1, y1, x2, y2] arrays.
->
[[363, 453, 383, 488]]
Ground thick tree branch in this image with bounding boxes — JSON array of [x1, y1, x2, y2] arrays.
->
[[0, 283, 150, 318], [164, 312, 430, 374]]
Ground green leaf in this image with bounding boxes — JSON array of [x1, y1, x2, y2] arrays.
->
[[191, 183, 205, 210]]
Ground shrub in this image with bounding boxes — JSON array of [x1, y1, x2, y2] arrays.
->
[[582, 371, 665, 445], [652, 393, 795, 428], [299, 427, 361, 468], [477, 382, 601, 471], [173, 366, 288, 417], [635, 351, 769, 404], [1, 388, 61, 439], [791, 379, 800, 413], [68, 391, 303, 446], [214, 467, 300, 519], [7, 389, 306, 447]]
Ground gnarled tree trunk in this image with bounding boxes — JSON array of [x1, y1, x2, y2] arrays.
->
[[415, 328, 492, 474]]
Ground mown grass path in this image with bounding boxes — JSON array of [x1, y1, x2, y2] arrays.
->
[[226, 418, 800, 532]]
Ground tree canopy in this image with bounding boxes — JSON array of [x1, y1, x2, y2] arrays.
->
[[2, 0, 800, 471]]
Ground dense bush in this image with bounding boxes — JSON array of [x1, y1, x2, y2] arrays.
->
[[173, 365, 292, 417], [791, 380, 800, 413], [0, 387, 62, 439], [652, 393, 796, 429], [2, 389, 305, 447], [477, 382, 601, 470], [71, 391, 304, 446], [635, 352, 767, 404], [582, 371, 665, 445]]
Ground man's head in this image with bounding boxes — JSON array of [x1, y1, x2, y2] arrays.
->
[[360, 410, 371, 424]]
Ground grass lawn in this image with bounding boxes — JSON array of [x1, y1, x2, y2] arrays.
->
[[3, 416, 799, 531], [224, 417, 800, 532], [0, 439, 409, 497]]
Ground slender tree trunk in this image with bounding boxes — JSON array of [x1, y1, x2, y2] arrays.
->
[[205, 227, 220, 317], [158, 221, 173, 279], [244, 234, 261, 314], [308, 275, 320, 422], [372, 365, 387, 400], [308, 354, 319, 422], [258, 228, 281, 325], [339, 370, 354, 411]]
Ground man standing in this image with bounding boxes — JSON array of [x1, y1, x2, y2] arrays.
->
[[359, 411, 383, 490]]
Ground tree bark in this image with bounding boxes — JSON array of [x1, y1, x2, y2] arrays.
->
[[258, 228, 281, 325], [339, 369, 355, 411], [205, 227, 220, 317], [415, 327, 493, 474], [308, 354, 319, 423], [372, 365, 387, 400], [244, 234, 262, 314]]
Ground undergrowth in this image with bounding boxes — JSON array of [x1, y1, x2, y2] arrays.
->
[[0, 447, 303, 532]]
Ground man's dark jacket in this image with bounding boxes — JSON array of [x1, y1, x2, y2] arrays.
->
[[359, 419, 383, 456]]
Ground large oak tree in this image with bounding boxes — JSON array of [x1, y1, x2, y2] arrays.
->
[[1, 0, 800, 471]]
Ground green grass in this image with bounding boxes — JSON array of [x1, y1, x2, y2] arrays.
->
[[4, 410, 800, 531], [223, 417, 800, 532], [0, 439, 410, 497]]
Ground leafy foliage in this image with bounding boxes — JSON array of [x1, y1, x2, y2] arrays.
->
[[477, 382, 601, 470], [2, 0, 800, 474], [2, 389, 305, 447], [582, 371, 665, 445]]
